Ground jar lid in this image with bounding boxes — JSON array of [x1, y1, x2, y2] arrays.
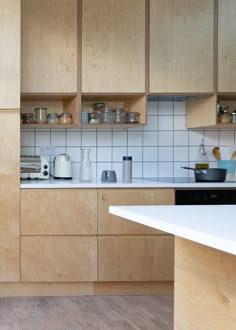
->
[[232, 110, 236, 114], [123, 156, 132, 160]]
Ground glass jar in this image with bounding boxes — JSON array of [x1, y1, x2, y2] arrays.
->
[[115, 108, 127, 123], [59, 112, 73, 124], [94, 103, 105, 111], [126, 112, 140, 123], [220, 106, 232, 124], [47, 112, 60, 124], [100, 107, 115, 124], [21, 113, 36, 124], [88, 112, 100, 124], [34, 107, 48, 124]]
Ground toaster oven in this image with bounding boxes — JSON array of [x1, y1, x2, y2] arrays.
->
[[20, 156, 50, 180]]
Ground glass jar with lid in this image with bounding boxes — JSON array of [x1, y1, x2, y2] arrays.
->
[[232, 110, 236, 124], [59, 112, 73, 124], [88, 112, 100, 124], [100, 107, 115, 124], [47, 112, 60, 124], [220, 106, 232, 124], [115, 108, 127, 123], [21, 113, 36, 124], [34, 107, 48, 124]]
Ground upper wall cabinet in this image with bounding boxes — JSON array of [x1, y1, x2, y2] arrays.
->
[[21, 0, 78, 94], [0, 0, 20, 109], [149, 0, 214, 94], [218, 0, 236, 93], [81, 0, 146, 93]]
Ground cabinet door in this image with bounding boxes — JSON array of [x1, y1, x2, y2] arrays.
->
[[21, 0, 77, 93], [0, 0, 20, 109], [98, 236, 174, 281], [21, 236, 97, 282], [98, 189, 174, 234], [218, 0, 236, 92], [82, 0, 146, 93], [149, 0, 214, 93], [21, 189, 97, 235]]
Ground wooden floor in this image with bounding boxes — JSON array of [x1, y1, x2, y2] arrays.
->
[[0, 295, 173, 330]]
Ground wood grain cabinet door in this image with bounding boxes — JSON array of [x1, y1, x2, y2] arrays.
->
[[218, 0, 236, 92], [149, 0, 214, 93], [98, 189, 174, 235], [82, 0, 146, 93], [21, 236, 97, 282], [21, 0, 77, 93], [98, 236, 174, 281], [21, 189, 97, 235], [0, 0, 20, 109]]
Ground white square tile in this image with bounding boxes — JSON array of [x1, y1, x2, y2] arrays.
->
[[97, 131, 112, 146], [174, 101, 186, 115], [159, 147, 174, 161], [112, 162, 122, 180], [97, 147, 112, 162], [112, 147, 127, 162], [147, 101, 158, 115], [158, 102, 174, 115], [174, 146, 188, 161], [127, 146, 143, 161], [143, 147, 158, 161], [188, 146, 199, 162], [20, 147, 35, 156], [143, 131, 158, 146], [66, 147, 81, 162], [204, 130, 219, 146], [113, 131, 128, 146], [174, 131, 189, 146], [188, 130, 204, 146], [66, 131, 81, 147], [82, 131, 96, 146], [158, 116, 174, 131], [35, 131, 50, 146], [53, 146, 66, 156], [51, 131, 66, 146], [21, 131, 35, 147], [219, 130, 235, 146], [143, 162, 158, 177], [72, 162, 80, 179], [158, 162, 174, 177], [159, 131, 173, 146], [143, 115, 158, 131], [174, 162, 192, 177], [174, 115, 186, 130], [128, 131, 142, 146], [132, 162, 143, 178]]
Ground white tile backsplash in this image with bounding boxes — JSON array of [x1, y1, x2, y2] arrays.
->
[[21, 101, 236, 178]]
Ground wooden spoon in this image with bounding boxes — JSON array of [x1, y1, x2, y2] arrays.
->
[[230, 150, 236, 160], [212, 147, 221, 160]]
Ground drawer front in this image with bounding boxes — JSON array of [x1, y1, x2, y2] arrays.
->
[[21, 236, 97, 282], [98, 235, 174, 281], [98, 189, 174, 234], [21, 189, 97, 235]]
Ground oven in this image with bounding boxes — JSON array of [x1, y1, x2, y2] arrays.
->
[[175, 189, 236, 205]]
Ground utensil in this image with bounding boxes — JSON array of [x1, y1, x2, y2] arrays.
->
[[230, 150, 236, 160], [181, 166, 227, 182], [212, 147, 221, 160]]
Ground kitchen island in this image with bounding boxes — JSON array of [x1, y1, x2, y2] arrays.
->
[[109, 205, 236, 330]]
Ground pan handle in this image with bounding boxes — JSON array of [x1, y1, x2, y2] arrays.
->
[[181, 166, 195, 171]]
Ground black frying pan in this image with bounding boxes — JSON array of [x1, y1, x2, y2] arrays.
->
[[181, 167, 227, 182]]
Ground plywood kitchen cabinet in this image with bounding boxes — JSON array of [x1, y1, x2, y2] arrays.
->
[[81, 0, 146, 93], [149, 0, 214, 94], [0, 0, 20, 109], [21, 189, 97, 282], [20, 0, 79, 126], [97, 188, 175, 282]]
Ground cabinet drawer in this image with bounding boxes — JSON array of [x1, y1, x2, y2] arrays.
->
[[98, 189, 174, 234], [21, 236, 97, 282], [21, 189, 97, 235], [98, 236, 174, 281]]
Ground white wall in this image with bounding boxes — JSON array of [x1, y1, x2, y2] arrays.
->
[[21, 101, 236, 179]]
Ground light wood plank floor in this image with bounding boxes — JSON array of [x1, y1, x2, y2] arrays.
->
[[0, 295, 173, 330]]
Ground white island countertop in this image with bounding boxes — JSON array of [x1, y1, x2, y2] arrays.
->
[[109, 205, 236, 256]]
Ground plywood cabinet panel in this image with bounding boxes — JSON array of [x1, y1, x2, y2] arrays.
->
[[98, 189, 174, 234], [21, 189, 97, 235], [0, 0, 20, 109], [218, 0, 236, 92], [0, 112, 20, 281], [21, 236, 97, 282], [149, 0, 214, 93], [98, 236, 174, 281], [82, 0, 145, 93], [21, 0, 77, 93]]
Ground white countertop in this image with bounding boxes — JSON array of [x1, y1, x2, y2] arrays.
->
[[20, 177, 236, 188], [109, 205, 236, 255]]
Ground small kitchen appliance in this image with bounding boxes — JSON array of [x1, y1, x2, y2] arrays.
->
[[20, 156, 49, 180], [54, 154, 72, 179]]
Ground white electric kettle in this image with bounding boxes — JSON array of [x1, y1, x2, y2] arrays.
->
[[54, 154, 72, 179]]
